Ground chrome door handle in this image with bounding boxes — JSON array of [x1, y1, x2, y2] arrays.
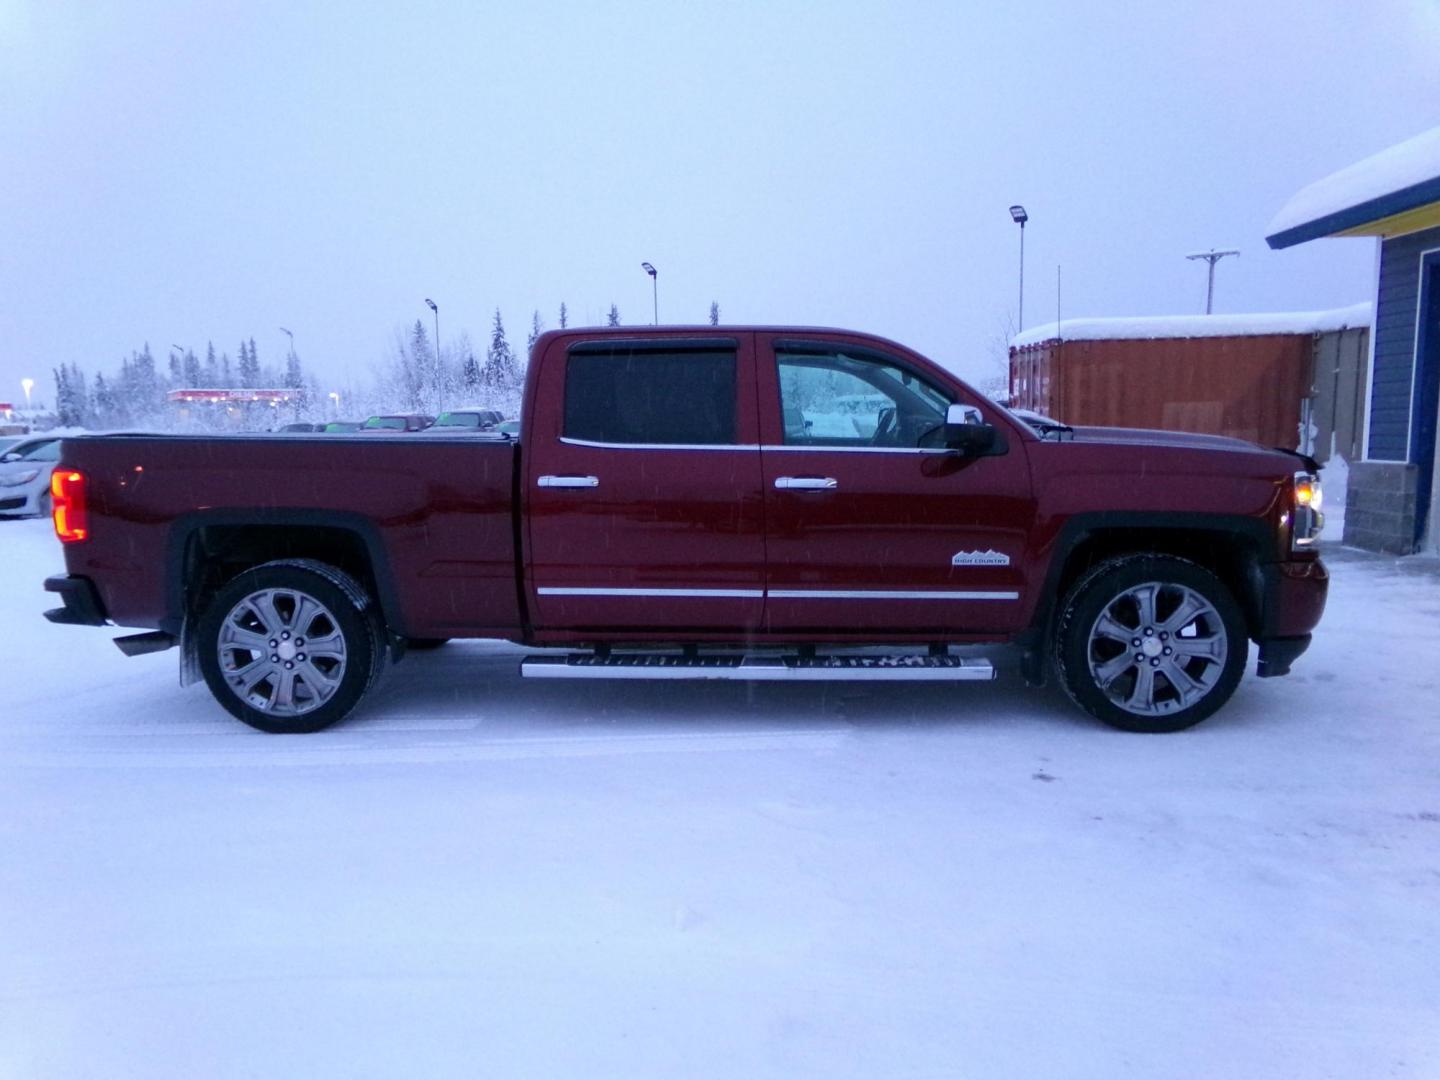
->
[[774, 476, 838, 490], [538, 475, 600, 489]]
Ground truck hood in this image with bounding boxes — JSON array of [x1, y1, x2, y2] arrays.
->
[[1062, 426, 1267, 454]]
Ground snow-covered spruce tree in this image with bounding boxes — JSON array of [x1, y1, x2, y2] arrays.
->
[[203, 342, 218, 387], [558, 301, 568, 329], [710, 301, 720, 326], [527, 310, 543, 358], [52, 367, 73, 426], [461, 347, 482, 395], [183, 348, 201, 388], [408, 319, 434, 412], [168, 350, 183, 385], [69, 363, 90, 426], [607, 304, 621, 327], [238, 339, 259, 388], [482, 309, 522, 412], [220, 350, 232, 387], [92, 373, 117, 428]]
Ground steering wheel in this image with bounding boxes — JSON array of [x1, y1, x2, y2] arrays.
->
[[871, 406, 897, 446]]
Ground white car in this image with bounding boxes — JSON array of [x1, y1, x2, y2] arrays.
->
[[0, 436, 61, 518]]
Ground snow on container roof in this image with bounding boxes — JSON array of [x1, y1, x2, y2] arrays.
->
[[1009, 302, 1371, 350], [1266, 125, 1440, 249]]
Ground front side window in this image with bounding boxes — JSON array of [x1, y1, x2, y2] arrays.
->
[[363, 417, 406, 430], [564, 348, 737, 445], [776, 350, 951, 448]]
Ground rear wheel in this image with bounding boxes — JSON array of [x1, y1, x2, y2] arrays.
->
[[1055, 555, 1247, 733], [197, 561, 383, 733]]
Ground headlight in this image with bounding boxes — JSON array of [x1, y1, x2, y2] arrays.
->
[[0, 469, 40, 487], [1289, 471, 1324, 549]]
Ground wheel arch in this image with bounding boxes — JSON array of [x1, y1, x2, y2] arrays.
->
[[166, 510, 407, 640], [1028, 513, 1275, 656]]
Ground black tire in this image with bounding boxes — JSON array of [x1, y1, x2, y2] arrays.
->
[[405, 638, 450, 650], [1055, 555, 1247, 733], [197, 560, 384, 733]]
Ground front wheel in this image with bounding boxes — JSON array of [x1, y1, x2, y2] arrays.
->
[[197, 560, 383, 733], [1055, 555, 1248, 733]]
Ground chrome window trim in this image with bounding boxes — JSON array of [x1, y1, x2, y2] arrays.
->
[[759, 444, 953, 455], [559, 436, 758, 451]]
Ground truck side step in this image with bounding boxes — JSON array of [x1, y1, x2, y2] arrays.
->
[[520, 652, 995, 682]]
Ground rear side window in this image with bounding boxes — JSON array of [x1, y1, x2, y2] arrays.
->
[[564, 348, 737, 445]]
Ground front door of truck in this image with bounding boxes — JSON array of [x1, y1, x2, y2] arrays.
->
[[757, 334, 1035, 636], [525, 333, 765, 634]]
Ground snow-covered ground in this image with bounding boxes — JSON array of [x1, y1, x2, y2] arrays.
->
[[1, 515, 1437, 1079]]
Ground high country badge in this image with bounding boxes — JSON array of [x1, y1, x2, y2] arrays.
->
[[951, 549, 1011, 567]]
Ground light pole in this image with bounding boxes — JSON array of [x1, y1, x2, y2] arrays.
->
[[1185, 249, 1240, 314], [641, 262, 658, 324], [425, 299, 442, 412], [1009, 205, 1028, 331], [21, 377, 34, 410], [328, 391, 340, 417], [279, 326, 294, 363]]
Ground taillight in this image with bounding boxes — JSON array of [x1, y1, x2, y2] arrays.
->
[[51, 470, 88, 543]]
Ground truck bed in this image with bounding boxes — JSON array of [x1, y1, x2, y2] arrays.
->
[[57, 433, 522, 639]]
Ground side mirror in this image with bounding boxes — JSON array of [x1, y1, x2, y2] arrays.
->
[[944, 403, 997, 455], [0, 452, 18, 463]]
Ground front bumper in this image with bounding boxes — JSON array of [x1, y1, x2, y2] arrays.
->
[[1253, 557, 1327, 677], [44, 574, 109, 626]]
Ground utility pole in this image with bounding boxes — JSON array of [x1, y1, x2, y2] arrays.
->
[[1185, 249, 1240, 314]]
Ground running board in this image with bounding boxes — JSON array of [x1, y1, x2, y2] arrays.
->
[[520, 653, 995, 682]]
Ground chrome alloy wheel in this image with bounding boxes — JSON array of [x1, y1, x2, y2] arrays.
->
[[216, 587, 349, 717], [1086, 580, 1228, 717]]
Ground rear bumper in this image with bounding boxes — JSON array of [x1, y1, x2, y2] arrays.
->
[[43, 574, 109, 626]]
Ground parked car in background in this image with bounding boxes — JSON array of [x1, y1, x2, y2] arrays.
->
[[362, 414, 434, 432], [495, 419, 520, 436], [429, 407, 504, 431], [0, 435, 61, 517], [278, 422, 325, 433], [0, 437, 25, 456], [323, 420, 364, 433]]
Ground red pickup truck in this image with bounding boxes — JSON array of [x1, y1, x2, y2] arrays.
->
[[43, 326, 1328, 734]]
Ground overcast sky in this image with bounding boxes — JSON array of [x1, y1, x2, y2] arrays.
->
[[3, 1, 1439, 405]]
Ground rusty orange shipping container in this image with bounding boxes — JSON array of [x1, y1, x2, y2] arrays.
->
[[1008, 306, 1371, 455]]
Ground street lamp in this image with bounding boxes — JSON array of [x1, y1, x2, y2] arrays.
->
[[1009, 205, 1028, 331], [328, 391, 340, 417], [424, 299, 442, 412], [641, 262, 658, 325], [21, 377, 34, 409], [279, 326, 294, 359]]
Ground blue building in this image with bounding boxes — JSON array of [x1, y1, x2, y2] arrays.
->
[[1267, 126, 1440, 555]]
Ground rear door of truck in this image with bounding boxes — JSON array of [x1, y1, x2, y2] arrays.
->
[[523, 333, 766, 634]]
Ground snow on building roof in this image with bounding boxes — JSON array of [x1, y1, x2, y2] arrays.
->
[[1266, 125, 1440, 249], [1009, 302, 1371, 350]]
